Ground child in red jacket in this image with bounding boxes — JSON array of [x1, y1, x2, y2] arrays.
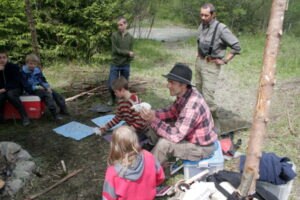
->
[[102, 125, 165, 200]]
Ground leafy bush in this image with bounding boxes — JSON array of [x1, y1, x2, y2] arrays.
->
[[0, 0, 130, 64]]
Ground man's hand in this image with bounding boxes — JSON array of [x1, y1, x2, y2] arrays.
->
[[214, 59, 226, 65], [0, 89, 6, 94], [140, 109, 155, 123], [129, 51, 134, 58]]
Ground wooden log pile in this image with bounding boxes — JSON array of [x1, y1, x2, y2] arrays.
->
[[65, 77, 148, 102]]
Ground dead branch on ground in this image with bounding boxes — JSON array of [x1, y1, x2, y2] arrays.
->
[[26, 168, 83, 200], [65, 79, 148, 102]]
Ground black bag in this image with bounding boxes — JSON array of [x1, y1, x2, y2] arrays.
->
[[206, 170, 279, 200]]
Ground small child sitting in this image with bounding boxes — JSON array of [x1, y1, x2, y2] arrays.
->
[[21, 54, 69, 121], [102, 125, 165, 200], [98, 76, 148, 141]]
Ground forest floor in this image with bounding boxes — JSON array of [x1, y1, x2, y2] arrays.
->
[[0, 31, 299, 200]]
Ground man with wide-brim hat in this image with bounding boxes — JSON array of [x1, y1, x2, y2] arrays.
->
[[140, 63, 217, 164]]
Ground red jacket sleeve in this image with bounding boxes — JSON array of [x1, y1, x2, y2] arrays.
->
[[102, 166, 118, 200]]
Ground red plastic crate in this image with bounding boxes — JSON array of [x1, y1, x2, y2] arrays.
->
[[4, 96, 46, 119]]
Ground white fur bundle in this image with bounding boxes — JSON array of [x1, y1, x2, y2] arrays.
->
[[131, 102, 151, 112]]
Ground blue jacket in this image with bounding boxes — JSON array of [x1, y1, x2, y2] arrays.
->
[[240, 152, 297, 185], [21, 65, 50, 94], [0, 62, 23, 91]]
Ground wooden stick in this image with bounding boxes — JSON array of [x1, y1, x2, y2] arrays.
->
[[26, 168, 83, 200], [61, 160, 67, 173], [65, 86, 102, 102]]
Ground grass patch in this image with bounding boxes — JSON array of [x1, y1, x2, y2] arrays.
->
[[132, 39, 173, 71], [232, 33, 300, 81]]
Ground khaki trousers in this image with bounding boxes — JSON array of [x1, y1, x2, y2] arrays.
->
[[146, 128, 214, 164], [195, 56, 221, 133]]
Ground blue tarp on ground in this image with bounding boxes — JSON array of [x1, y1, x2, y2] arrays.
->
[[53, 121, 95, 140], [91, 114, 125, 131]]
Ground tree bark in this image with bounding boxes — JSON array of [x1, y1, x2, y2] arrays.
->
[[24, 0, 42, 67], [238, 0, 288, 196]]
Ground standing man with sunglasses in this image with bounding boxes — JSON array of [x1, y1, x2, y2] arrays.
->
[[196, 3, 241, 134], [107, 17, 134, 106]]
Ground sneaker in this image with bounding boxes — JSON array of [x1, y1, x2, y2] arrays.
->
[[53, 115, 63, 122], [22, 117, 31, 126], [60, 108, 70, 115]]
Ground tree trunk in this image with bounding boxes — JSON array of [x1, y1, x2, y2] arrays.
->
[[24, 0, 42, 67], [238, 0, 288, 196]]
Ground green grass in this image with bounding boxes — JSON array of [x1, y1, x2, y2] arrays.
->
[[132, 39, 173, 71], [233, 33, 300, 80]]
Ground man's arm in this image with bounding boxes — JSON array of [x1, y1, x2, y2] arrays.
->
[[215, 26, 241, 65], [129, 35, 134, 57], [103, 107, 123, 131], [150, 106, 199, 143], [37, 71, 51, 89], [140, 105, 176, 123], [215, 52, 236, 65], [0, 65, 5, 93], [6, 64, 22, 91], [20, 71, 33, 94]]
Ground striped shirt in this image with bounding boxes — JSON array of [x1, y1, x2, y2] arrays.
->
[[151, 89, 217, 146], [106, 94, 147, 131]]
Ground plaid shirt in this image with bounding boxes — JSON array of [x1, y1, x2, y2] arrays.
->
[[151, 89, 217, 145]]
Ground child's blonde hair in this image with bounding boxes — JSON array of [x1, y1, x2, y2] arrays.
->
[[25, 54, 40, 64], [108, 125, 141, 166], [111, 76, 129, 91]]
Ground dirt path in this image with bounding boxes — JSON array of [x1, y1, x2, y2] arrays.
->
[[128, 27, 198, 42]]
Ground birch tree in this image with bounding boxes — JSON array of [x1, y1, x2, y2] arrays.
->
[[238, 0, 289, 197]]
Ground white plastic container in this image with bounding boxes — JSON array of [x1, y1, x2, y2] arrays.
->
[[257, 163, 296, 200], [183, 141, 224, 180]]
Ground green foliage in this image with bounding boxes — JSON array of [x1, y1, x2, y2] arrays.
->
[[1, 0, 299, 65], [0, 0, 132, 64], [0, 0, 31, 62], [284, 0, 300, 35], [155, 0, 299, 35]]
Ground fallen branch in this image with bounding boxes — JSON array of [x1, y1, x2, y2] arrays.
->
[[26, 168, 83, 200], [65, 86, 102, 102], [66, 79, 148, 102]]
